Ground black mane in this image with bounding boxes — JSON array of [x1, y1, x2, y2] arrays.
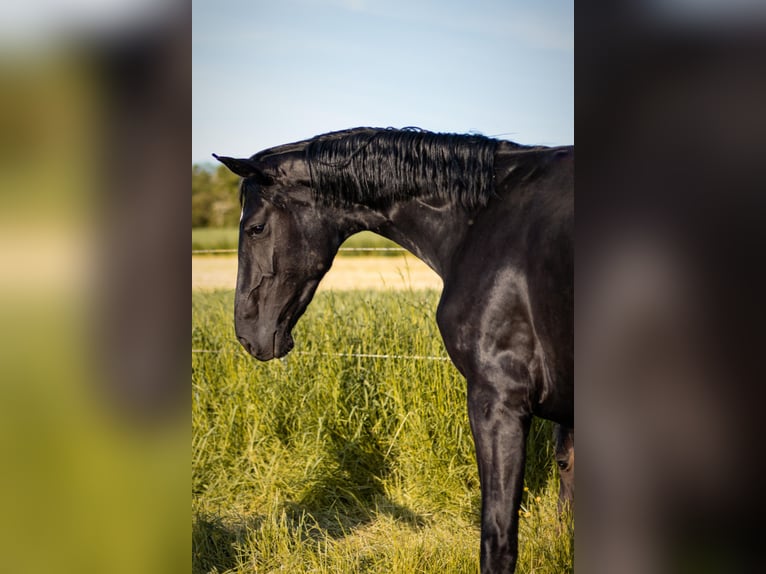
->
[[302, 127, 518, 209]]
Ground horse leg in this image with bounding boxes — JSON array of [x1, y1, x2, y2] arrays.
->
[[554, 424, 574, 515], [467, 379, 531, 574]]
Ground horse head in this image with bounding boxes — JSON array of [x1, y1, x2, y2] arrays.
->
[[214, 151, 343, 360]]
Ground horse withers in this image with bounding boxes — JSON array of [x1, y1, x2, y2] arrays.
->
[[215, 127, 573, 573]]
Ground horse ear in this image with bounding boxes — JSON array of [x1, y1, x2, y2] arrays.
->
[[212, 154, 274, 185]]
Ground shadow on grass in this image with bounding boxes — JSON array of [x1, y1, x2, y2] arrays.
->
[[193, 419, 567, 573], [193, 431, 426, 573], [192, 514, 240, 574], [297, 425, 427, 527], [193, 499, 425, 573], [524, 419, 558, 495]]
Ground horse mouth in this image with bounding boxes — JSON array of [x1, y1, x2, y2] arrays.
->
[[272, 330, 294, 359], [273, 279, 320, 358], [236, 279, 320, 361]]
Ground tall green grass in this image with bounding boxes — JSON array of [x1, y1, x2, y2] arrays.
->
[[192, 289, 573, 573], [192, 228, 404, 256]]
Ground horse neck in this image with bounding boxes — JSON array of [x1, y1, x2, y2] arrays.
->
[[353, 197, 472, 280]]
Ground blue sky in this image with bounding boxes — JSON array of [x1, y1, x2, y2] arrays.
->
[[193, 0, 573, 164]]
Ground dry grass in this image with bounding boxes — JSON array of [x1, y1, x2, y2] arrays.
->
[[192, 255, 442, 292]]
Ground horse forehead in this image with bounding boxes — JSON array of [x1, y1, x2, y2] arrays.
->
[[240, 185, 265, 212]]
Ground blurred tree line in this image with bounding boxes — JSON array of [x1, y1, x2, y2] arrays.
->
[[192, 164, 241, 227]]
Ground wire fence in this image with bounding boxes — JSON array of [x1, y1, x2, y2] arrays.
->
[[192, 348, 450, 362], [192, 247, 407, 255]]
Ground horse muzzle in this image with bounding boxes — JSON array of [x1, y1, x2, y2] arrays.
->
[[236, 327, 294, 361]]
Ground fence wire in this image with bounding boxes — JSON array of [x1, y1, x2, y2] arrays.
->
[[192, 348, 449, 362], [192, 247, 407, 255]]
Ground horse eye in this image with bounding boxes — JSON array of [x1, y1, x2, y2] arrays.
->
[[247, 224, 265, 237], [557, 460, 568, 470]]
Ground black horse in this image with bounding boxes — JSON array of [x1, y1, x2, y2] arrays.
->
[[215, 127, 573, 573]]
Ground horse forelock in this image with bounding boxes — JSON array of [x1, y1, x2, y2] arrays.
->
[[302, 127, 512, 210]]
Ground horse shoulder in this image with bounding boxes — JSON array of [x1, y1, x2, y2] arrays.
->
[[436, 193, 568, 413], [437, 259, 544, 408]]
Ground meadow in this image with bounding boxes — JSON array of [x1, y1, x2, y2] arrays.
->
[[192, 288, 573, 573]]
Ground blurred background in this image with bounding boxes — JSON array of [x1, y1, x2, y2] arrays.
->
[[577, 1, 766, 572], [0, 1, 188, 572]]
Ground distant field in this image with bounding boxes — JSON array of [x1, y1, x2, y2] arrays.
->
[[193, 289, 573, 573], [192, 254, 441, 291], [193, 227, 403, 256], [192, 227, 240, 251]]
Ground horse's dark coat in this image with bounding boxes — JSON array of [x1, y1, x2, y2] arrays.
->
[[215, 127, 573, 573]]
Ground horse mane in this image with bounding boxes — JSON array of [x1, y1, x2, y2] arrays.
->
[[302, 127, 523, 209]]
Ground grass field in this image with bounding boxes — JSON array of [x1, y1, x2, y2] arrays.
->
[[192, 289, 573, 573], [193, 228, 403, 256]]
